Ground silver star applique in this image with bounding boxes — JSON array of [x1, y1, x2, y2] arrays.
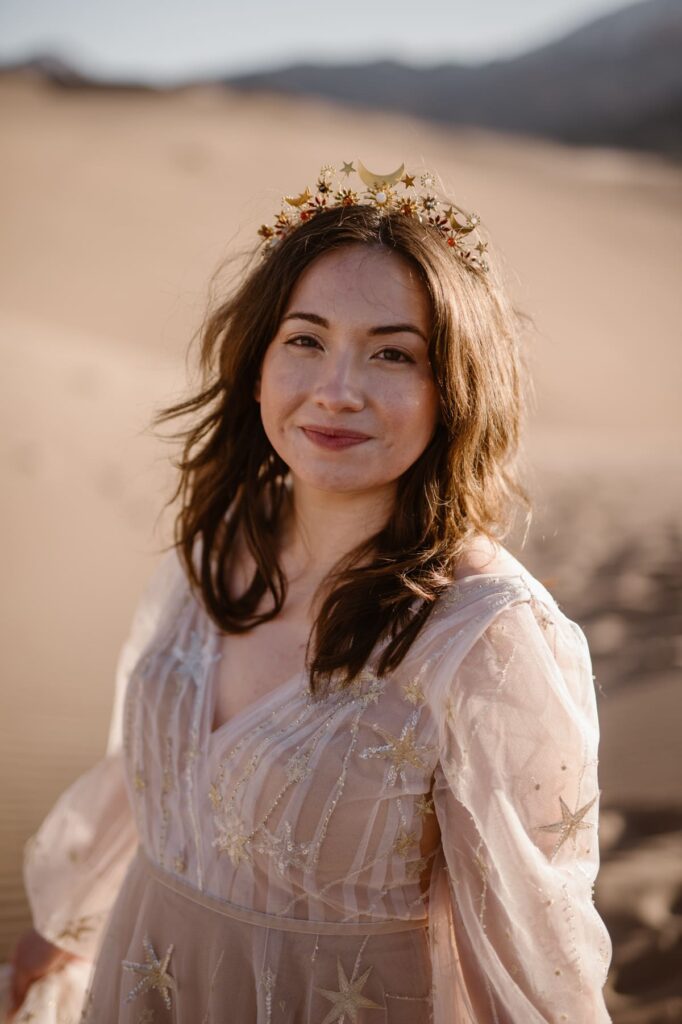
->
[[171, 629, 221, 687], [122, 935, 175, 1010], [537, 795, 597, 859], [253, 822, 311, 876], [211, 805, 254, 866]]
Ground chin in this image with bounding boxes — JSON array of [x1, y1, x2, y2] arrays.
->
[[293, 468, 394, 495]]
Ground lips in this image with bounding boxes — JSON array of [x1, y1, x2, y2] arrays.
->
[[299, 425, 371, 451], [300, 425, 371, 440]]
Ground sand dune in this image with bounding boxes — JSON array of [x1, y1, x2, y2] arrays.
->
[[0, 74, 680, 1021]]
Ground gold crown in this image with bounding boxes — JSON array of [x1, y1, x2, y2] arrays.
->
[[257, 160, 490, 274]]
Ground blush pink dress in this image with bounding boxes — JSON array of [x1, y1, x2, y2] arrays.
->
[[19, 548, 612, 1022]]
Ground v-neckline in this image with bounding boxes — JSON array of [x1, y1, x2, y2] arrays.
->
[[204, 619, 308, 744], [199, 568, 529, 744]]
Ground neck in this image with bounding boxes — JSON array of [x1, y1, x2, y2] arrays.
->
[[280, 476, 396, 583]]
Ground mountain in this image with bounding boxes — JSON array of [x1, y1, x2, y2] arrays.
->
[[222, 0, 682, 160]]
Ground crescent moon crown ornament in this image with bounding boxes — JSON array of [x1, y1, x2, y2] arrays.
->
[[257, 160, 490, 273]]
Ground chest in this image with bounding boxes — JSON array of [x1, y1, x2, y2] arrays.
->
[[210, 614, 312, 733]]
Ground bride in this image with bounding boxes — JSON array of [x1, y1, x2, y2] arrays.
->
[[7, 161, 612, 1022]]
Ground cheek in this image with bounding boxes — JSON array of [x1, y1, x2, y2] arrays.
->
[[259, 355, 307, 428], [382, 377, 439, 442]]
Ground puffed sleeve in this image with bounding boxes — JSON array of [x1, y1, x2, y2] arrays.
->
[[22, 547, 187, 961], [427, 595, 613, 1023]]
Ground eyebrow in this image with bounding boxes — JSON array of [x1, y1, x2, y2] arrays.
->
[[281, 311, 428, 344]]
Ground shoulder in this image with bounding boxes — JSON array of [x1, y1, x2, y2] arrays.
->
[[450, 535, 524, 580], [442, 537, 565, 627], [431, 541, 589, 676]]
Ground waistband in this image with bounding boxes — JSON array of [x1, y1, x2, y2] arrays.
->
[[137, 847, 429, 936]]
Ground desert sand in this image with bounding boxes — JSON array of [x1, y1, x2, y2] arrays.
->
[[0, 74, 680, 1022]]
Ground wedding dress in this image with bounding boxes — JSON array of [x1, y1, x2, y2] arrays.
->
[[10, 548, 612, 1022]]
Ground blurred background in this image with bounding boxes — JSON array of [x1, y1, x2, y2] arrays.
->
[[0, 1, 680, 1020]]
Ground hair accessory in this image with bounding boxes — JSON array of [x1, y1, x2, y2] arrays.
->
[[257, 160, 490, 273]]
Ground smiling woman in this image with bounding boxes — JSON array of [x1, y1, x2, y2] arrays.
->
[[257, 246, 439, 495], [9, 166, 612, 1023]]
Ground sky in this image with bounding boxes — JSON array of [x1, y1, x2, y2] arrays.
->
[[0, 0, 646, 81]]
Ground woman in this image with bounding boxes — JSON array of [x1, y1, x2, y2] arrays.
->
[[8, 161, 612, 1022]]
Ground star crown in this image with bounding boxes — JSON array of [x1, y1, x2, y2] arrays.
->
[[257, 160, 490, 274]]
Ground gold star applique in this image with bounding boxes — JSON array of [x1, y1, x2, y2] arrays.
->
[[401, 678, 425, 705], [415, 793, 434, 817], [340, 161, 356, 176], [401, 173, 416, 188], [122, 935, 175, 1010], [406, 854, 431, 881], [360, 714, 435, 785], [315, 956, 383, 1023], [537, 795, 597, 858], [55, 914, 96, 942], [393, 828, 418, 858], [531, 597, 554, 629]]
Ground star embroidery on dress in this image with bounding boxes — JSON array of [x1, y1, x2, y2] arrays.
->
[[253, 822, 311, 876], [415, 793, 435, 817], [537, 795, 597, 859], [285, 749, 313, 784], [358, 678, 386, 708], [401, 677, 425, 705], [55, 914, 97, 942], [531, 597, 554, 630], [211, 806, 253, 865], [122, 935, 175, 1010], [345, 668, 385, 708], [393, 828, 419, 858], [360, 712, 435, 785], [315, 956, 383, 1023], [171, 630, 221, 688], [406, 854, 431, 881]]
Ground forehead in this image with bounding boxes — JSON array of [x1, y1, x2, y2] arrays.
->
[[285, 245, 430, 323]]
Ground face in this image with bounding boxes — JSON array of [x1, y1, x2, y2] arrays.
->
[[256, 244, 439, 498]]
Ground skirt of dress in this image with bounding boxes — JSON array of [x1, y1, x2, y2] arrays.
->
[[80, 847, 434, 1023]]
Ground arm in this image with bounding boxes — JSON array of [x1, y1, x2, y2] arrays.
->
[[429, 597, 612, 1023]]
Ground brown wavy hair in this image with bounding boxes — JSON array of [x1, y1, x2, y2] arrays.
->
[[152, 202, 535, 696]]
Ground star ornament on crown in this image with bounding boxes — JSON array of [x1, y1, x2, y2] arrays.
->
[[257, 160, 490, 273]]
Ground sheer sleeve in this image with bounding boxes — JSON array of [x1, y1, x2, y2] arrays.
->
[[428, 596, 612, 1023], [22, 547, 188, 960]]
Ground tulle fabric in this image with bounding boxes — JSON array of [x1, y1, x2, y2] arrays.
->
[[9, 548, 612, 1022]]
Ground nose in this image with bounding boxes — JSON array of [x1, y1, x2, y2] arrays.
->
[[312, 350, 365, 413]]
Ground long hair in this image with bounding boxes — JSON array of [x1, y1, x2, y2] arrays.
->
[[152, 203, 535, 696]]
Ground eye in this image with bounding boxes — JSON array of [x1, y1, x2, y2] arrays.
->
[[374, 347, 415, 364], [284, 334, 322, 349]]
